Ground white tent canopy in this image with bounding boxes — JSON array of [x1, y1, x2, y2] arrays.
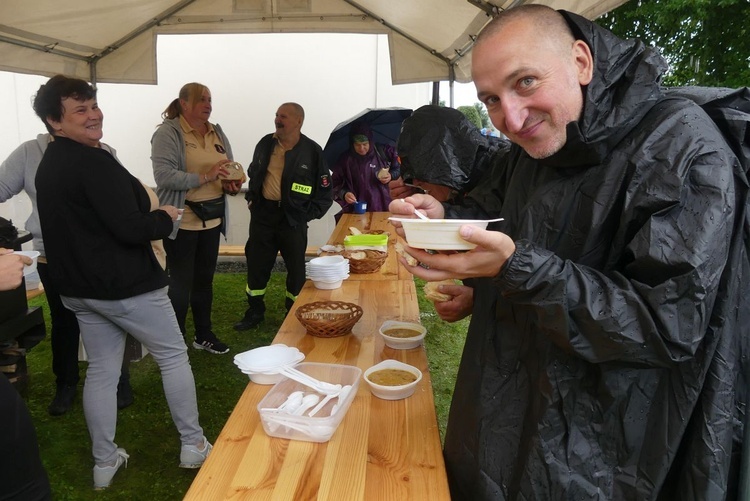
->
[[0, 0, 627, 86]]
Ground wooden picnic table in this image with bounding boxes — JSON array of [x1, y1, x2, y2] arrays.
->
[[184, 212, 450, 500], [325, 212, 412, 281]]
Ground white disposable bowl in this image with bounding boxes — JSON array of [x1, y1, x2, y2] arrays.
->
[[308, 255, 347, 267], [242, 371, 286, 385], [14, 250, 40, 276], [312, 279, 342, 290], [378, 320, 426, 350], [364, 359, 422, 400], [389, 218, 502, 250], [234, 344, 305, 383]]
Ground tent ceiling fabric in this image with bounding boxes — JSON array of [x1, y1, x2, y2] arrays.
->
[[0, 0, 628, 85]]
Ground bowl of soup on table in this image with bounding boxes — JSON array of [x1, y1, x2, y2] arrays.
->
[[378, 320, 426, 350], [364, 359, 422, 400]]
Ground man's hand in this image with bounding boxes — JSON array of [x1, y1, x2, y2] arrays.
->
[[388, 195, 445, 239], [389, 178, 415, 199], [433, 284, 474, 322], [396, 225, 515, 281], [0, 248, 30, 291]]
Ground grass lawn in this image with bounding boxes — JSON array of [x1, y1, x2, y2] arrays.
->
[[21, 272, 467, 500]]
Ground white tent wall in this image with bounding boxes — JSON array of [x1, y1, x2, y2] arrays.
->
[[1, 33, 433, 248]]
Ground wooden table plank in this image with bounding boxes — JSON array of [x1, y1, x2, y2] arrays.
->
[[184, 279, 450, 500]]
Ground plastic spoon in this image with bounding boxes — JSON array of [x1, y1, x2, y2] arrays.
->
[[399, 198, 429, 220], [330, 385, 353, 416], [277, 366, 342, 395], [260, 390, 303, 413], [413, 208, 429, 220], [292, 394, 320, 416], [307, 392, 338, 417]]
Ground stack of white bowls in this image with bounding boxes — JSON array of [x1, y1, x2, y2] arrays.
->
[[234, 344, 305, 385], [306, 255, 350, 289]]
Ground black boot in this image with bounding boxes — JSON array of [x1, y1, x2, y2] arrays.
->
[[48, 384, 76, 416], [234, 295, 265, 331], [117, 372, 134, 410]]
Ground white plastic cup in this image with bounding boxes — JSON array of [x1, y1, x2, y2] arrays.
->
[[13, 250, 40, 276]]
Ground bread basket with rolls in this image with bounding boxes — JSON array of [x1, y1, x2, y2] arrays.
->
[[341, 249, 387, 274], [295, 301, 363, 338]]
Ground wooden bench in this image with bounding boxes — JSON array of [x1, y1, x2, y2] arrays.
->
[[26, 284, 45, 301], [218, 245, 319, 258]]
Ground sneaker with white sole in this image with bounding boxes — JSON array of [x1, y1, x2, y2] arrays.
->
[[179, 437, 212, 468], [192, 334, 229, 355], [93, 448, 129, 490]]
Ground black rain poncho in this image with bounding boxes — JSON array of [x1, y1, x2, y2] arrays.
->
[[396, 105, 509, 195], [442, 11, 750, 501]]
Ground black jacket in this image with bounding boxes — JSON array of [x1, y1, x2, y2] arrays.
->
[[245, 133, 332, 226], [36, 136, 172, 300], [442, 11, 749, 501]]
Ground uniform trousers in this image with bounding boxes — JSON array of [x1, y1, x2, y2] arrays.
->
[[245, 198, 307, 302]]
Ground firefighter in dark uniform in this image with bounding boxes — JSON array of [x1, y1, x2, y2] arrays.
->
[[234, 102, 333, 330]]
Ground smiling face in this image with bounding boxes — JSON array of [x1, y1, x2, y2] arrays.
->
[[353, 141, 370, 156], [274, 104, 303, 137], [181, 87, 212, 125], [472, 16, 593, 159], [46, 97, 104, 147]]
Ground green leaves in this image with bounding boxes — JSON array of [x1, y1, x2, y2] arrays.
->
[[597, 0, 750, 87]]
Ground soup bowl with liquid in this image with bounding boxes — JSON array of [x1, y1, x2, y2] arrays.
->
[[363, 359, 423, 400], [379, 320, 427, 350]]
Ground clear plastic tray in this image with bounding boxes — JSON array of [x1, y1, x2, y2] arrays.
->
[[257, 362, 361, 442]]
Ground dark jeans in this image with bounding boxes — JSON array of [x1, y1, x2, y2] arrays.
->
[[163, 225, 221, 339], [37, 262, 80, 387]]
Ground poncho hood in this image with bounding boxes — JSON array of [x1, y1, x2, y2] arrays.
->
[[541, 11, 668, 168]]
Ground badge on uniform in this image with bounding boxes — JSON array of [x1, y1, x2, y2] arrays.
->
[[320, 174, 330, 188], [215, 144, 226, 154]]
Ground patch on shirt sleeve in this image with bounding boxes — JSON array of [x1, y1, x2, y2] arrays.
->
[[320, 174, 330, 188]]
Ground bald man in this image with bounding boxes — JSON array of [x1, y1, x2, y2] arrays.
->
[[390, 5, 748, 499]]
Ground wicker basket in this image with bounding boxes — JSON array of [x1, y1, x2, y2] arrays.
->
[[342, 250, 388, 274], [295, 301, 364, 338]]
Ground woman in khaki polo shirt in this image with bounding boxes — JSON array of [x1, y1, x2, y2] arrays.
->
[[151, 83, 242, 355]]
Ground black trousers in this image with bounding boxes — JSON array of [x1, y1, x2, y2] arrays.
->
[[0, 374, 51, 500], [245, 199, 307, 303], [37, 262, 80, 387], [163, 225, 221, 338]]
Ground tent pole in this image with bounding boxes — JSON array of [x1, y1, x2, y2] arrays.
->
[[431, 82, 440, 106], [89, 63, 97, 87]]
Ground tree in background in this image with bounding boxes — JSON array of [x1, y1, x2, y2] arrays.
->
[[457, 105, 482, 129], [597, 0, 750, 88], [473, 103, 491, 129]]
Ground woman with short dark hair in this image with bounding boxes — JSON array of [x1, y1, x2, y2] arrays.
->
[[34, 74, 211, 490]]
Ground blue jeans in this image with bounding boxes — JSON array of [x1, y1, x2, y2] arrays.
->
[[61, 287, 204, 465]]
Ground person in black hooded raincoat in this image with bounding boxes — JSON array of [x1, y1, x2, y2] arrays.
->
[[392, 104, 508, 204], [390, 5, 750, 500]]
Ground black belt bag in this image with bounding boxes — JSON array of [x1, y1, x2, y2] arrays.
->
[[184, 196, 225, 227]]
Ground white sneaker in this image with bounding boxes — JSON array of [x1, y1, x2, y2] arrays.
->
[[179, 437, 212, 468], [93, 448, 129, 490]]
